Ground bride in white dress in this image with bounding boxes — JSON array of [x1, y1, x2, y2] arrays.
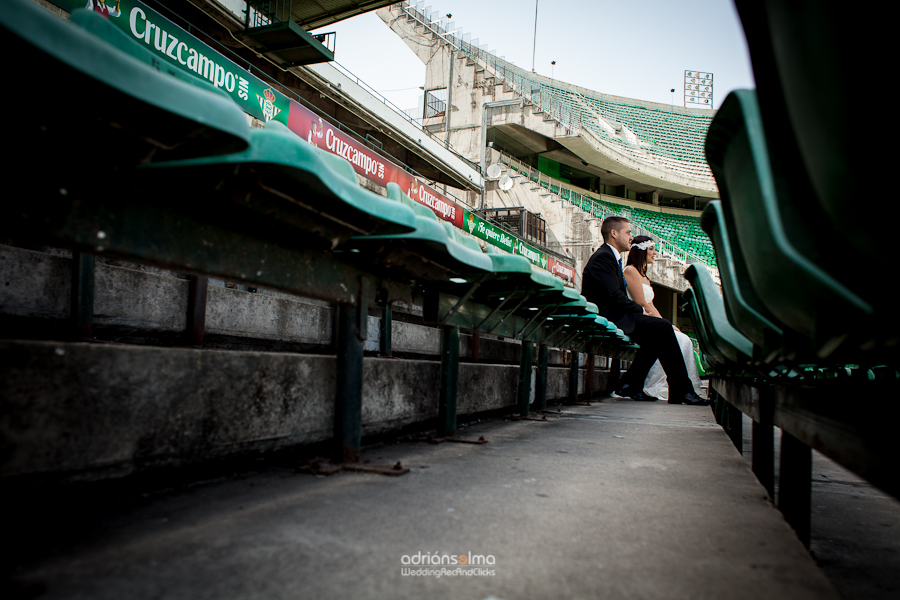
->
[[623, 236, 703, 399]]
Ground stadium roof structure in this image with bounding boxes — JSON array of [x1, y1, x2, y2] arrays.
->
[[283, 0, 397, 31], [185, 0, 395, 31]]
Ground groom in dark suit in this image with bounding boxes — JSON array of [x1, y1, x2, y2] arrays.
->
[[582, 216, 708, 405]]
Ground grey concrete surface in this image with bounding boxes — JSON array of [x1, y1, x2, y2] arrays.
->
[[740, 415, 900, 600], [0, 243, 560, 362], [1, 340, 596, 481], [8, 400, 839, 599]]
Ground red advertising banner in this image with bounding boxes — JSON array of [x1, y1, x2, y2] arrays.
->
[[548, 257, 576, 284], [287, 100, 464, 228], [287, 99, 577, 285]]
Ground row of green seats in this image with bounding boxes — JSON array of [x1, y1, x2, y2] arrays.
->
[[696, 89, 894, 368], [1, 0, 638, 460], [1, 0, 634, 361]]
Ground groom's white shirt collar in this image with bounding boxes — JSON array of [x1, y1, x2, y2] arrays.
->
[[604, 242, 621, 262]]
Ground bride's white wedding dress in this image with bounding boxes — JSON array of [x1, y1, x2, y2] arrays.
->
[[628, 282, 703, 399]]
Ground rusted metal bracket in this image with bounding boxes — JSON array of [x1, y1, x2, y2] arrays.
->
[[516, 306, 550, 339], [416, 434, 488, 445], [486, 290, 533, 334], [508, 414, 549, 422], [299, 459, 410, 476], [474, 287, 520, 330], [440, 275, 489, 323], [445, 435, 488, 444]]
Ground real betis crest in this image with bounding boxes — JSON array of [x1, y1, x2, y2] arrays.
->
[[256, 88, 281, 121], [467, 213, 476, 234], [540, 255, 548, 269]]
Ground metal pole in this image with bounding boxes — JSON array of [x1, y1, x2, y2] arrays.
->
[[779, 432, 812, 548], [726, 404, 743, 454], [752, 421, 775, 500], [518, 341, 534, 415], [568, 351, 579, 401], [186, 276, 208, 347], [531, 0, 539, 72], [380, 303, 392, 357], [70, 252, 94, 339], [438, 325, 460, 436], [445, 49, 454, 147], [334, 302, 364, 464], [585, 353, 595, 399], [536, 343, 549, 410]]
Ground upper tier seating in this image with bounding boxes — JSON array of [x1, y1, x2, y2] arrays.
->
[[502, 159, 716, 266]]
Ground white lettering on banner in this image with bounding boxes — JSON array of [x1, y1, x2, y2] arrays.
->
[[129, 7, 146, 38], [476, 221, 513, 248], [166, 36, 179, 60], [518, 245, 541, 262], [552, 263, 574, 279], [128, 7, 242, 94], [417, 186, 456, 221], [324, 129, 385, 179], [198, 54, 213, 80], [176, 41, 187, 65], [153, 27, 167, 52]]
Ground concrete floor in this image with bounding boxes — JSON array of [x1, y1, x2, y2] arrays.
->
[[5, 398, 845, 600], [739, 415, 900, 600]]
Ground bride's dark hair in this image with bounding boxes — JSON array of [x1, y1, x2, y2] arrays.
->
[[626, 235, 654, 277]]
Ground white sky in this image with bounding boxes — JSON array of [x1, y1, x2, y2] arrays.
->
[[313, 0, 755, 113]]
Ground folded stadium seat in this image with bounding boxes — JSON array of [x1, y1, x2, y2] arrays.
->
[[682, 289, 727, 368], [342, 183, 493, 285], [684, 265, 754, 365], [137, 120, 416, 250], [734, 0, 894, 265], [701, 200, 783, 362], [735, 1, 895, 362], [705, 90, 872, 361], [0, 0, 250, 189]]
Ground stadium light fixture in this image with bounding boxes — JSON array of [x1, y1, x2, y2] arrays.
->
[[531, 0, 539, 72], [551, 60, 556, 80]]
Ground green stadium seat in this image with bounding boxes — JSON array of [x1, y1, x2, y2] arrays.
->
[[705, 90, 871, 361], [684, 265, 754, 365], [734, 0, 894, 261], [343, 182, 492, 283], [682, 289, 727, 367], [0, 0, 250, 185], [138, 121, 417, 249], [700, 201, 783, 362]]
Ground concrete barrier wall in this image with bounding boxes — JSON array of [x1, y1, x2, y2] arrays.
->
[[0, 244, 606, 482], [0, 340, 583, 481]]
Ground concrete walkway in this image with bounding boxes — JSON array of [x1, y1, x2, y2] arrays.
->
[[9, 399, 839, 600]]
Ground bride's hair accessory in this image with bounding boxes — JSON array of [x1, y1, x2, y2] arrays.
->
[[631, 240, 654, 250]]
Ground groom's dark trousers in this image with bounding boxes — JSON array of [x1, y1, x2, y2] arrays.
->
[[581, 244, 692, 394]]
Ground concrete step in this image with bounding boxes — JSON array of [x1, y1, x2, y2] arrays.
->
[[3, 400, 844, 599]]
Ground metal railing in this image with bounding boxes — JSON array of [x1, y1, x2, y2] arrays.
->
[[323, 60, 481, 174], [399, 1, 586, 135], [495, 151, 720, 282]]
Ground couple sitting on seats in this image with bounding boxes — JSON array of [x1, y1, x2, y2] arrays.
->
[[582, 216, 708, 405]]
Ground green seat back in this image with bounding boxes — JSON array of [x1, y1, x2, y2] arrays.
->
[[684, 265, 754, 364], [705, 90, 870, 360]]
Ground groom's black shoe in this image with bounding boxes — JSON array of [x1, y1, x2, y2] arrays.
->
[[668, 391, 710, 406], [615, 384, 659, 402]]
